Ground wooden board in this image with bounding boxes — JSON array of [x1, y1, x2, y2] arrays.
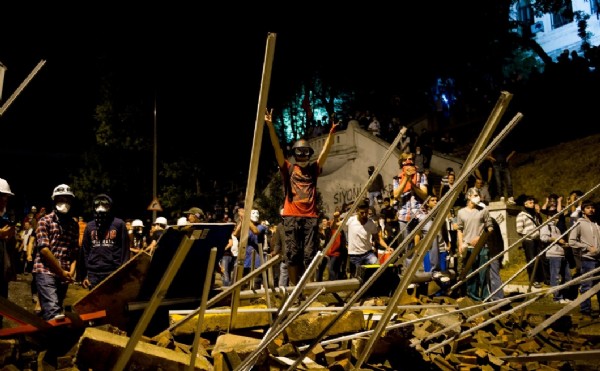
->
[[72, 251, 152, 330], [72, 223, 234, 332]]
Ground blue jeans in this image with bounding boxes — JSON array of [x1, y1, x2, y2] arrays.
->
[[580, 259, 599, 313], [462, 246, 491, 301], [549, 256, 572, 301], [349, 252, 379, 276], [36, 273, 69, 320], [368, 191, 382, 208], [278, 261, 289, 287], [221, 255, 234, 286]]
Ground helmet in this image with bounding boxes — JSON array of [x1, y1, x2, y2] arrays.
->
[[0, 178, 14, 196], [51, 184, 74, 200], [132, 219, 144, 228], [291, 139, 314, 157], [154, 216, 168, 226]]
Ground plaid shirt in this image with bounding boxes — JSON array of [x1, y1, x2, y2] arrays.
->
[[33, 211, 79, 275], [396, 173, 428, 223]]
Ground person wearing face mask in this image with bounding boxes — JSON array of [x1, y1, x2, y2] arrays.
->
[[456, 187, 496, 301], [81, 193, 129, 290], [264, 109, 339, 286], [129, 219, 148, 255], [32, 184, 79, 320]]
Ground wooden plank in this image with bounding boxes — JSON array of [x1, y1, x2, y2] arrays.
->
[[72, 250, 152, 330], [72, 223, 234, 333], [0, 296, 52, 331], [502, 349, 600, 362], [0, 310, 106, 337]]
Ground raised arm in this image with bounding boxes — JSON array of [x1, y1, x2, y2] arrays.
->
[[264, 109, 285, 168], [317, 117, 340, 169]]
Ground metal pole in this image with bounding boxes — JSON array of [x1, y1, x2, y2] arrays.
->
[[451, 182, 600, 298], [114, 232, 198, 371], [0, 60, 46, 117], [188, 247, 217, 371], [425, 265, 600, 354], [235, 287, 325, 371], [354, 91, 516, 368], [152, 94, 158, 222], [167, 254, 281, 332]]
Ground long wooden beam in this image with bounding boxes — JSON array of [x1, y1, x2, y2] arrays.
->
[[231, 32, 277, 330], [0, 60, 46, 117]]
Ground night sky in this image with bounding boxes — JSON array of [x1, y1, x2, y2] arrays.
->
[[1, 4, 502, 214]]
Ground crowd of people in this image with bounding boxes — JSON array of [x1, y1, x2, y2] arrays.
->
[[1, 107, 599, 323], [216, 109, 599, 320]]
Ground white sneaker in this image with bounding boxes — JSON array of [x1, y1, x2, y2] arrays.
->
[[559, 299, 572, 304]]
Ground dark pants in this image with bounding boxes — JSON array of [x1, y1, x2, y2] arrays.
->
[[522, 239, 546, 284], [580, 259, 600, 313], [87, 272, 111, 290], [327, 255, 344, 280], [283, 216, 318, 269]]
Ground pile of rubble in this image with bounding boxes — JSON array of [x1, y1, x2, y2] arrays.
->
[[3, 285, 600, 370]]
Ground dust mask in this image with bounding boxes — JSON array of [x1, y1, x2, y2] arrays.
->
[[470, 196, 481, 205], [56, 202, 71, 214]]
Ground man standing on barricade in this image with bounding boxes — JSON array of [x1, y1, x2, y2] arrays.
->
[[264, 109, 338, 285]]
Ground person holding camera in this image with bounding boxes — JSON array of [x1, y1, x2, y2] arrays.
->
[[392, 152, 429, 249]]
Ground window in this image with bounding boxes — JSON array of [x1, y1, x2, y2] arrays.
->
[[516, 0, 534, 25], [551, 0, 574, 29]]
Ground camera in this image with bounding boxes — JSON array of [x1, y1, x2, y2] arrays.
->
[[0, 218, 15, 228]]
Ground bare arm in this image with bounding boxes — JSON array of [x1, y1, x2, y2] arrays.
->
[[26, 235, 35, 261], [39, 247, 73, 282], [506, 150, 516, 163], [457, 229, 464, 255], [317, 118, 340, 169], [376, 231, 391, 251], [264, 109, 285, 168]]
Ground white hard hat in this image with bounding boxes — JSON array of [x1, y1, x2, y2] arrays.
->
[[51, 184, 74, 200], [0, 178, 14, 196], [132, 219, 144, 228], [177, 217, 188, 226], [154, 216, 168, 226]]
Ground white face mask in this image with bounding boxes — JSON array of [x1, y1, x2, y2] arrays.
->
[[56, 202, 71, 214], [470, 196, 481, 205], [95, 205, 108, 213]]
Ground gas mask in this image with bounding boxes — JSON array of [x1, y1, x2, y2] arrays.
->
[[93, 195, 113, 227]]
